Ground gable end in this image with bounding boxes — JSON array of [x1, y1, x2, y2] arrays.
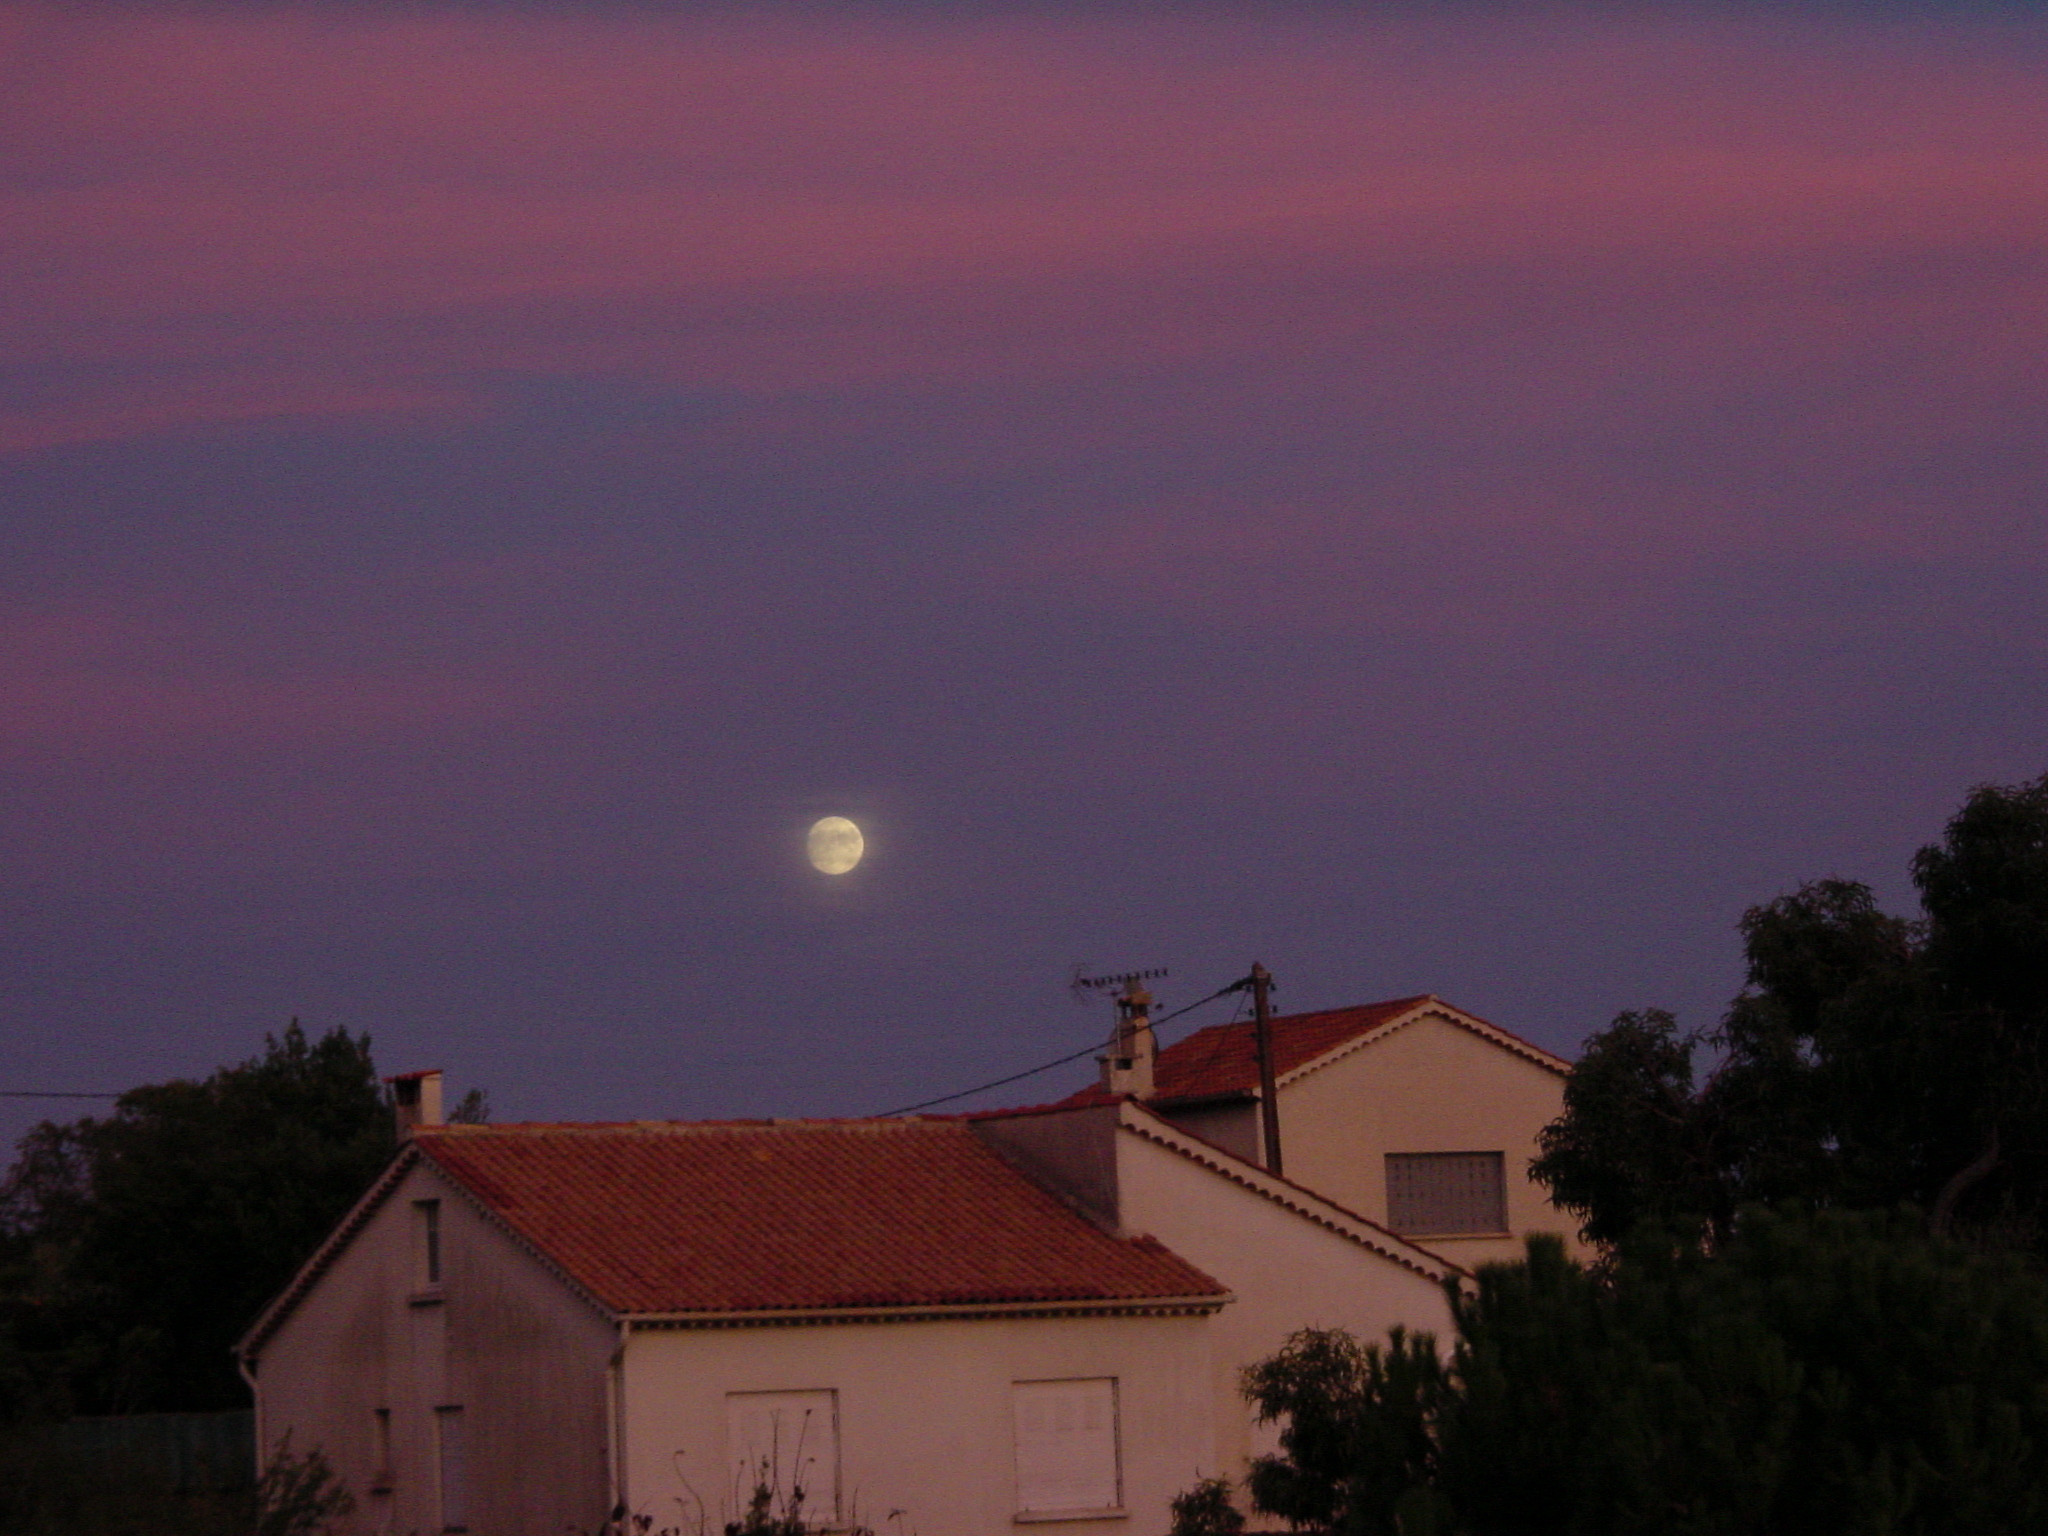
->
[[1275, 998, 1570, 1093], [1117, 1105, 1466, 1285]]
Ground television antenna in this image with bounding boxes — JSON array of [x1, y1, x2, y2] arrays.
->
[[1069, 965, 1168, 1006]]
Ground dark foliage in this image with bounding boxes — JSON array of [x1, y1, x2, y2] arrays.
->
[[1242, 1327, 1449, 1536], [1168, 1476, 1246, 1536], [253, 1433, 354, 1536], [1226, 1210, 2048, 1536], [1534, 771, 2048, 1252], [0, 1023, 393, 1417], [1521, 1009, 1722, 1247], [1454, 1213, 2048, 1535], [0, 1423, 344, 1536]]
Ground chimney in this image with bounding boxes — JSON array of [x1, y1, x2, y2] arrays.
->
[[1098, 979, 1156, 1099], [387, 1069, 444, 1141]]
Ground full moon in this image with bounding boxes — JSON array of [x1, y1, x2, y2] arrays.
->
[[806, 816, 865, 874]]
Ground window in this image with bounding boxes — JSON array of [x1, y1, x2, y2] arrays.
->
[[726, 1390, 839, 1526], [371, 1407, 393, 1492], [414, 1200, 442, 1287], [1012, 1378, 1121, 1517], [435, 1406, 467, 1533], [1385, 1152, 1507, 1235]]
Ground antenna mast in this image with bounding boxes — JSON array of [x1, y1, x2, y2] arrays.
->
[[1074, 968, 1167, 1100]]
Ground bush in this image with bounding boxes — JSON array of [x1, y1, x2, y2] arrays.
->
[[1228, 1208, 2048, 1536], [254, 1434, 353, 1536], [1168, 1476, 1245, 1536]]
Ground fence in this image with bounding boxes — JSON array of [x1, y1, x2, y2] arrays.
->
[[30, 1409, 254, 1493]]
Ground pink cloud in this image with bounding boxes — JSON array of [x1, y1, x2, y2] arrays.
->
[[0, 603, 569, 761], [2, 1, 2043, 633], [5, 6, 2044, 371], [0, 375, 481, 456]]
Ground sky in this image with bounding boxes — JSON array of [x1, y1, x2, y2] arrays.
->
[[2, 0, 2045, 1145]]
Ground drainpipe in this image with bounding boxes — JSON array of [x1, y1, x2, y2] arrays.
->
[[607, 1320, 630, 1525], [236, 1351, 266, 1484]]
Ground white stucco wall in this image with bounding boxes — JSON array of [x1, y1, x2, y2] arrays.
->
[[618, 1310, 1217, 1536], [1157, 1101, 1259, 1165], [618, 1310, 1212, 1536], [1273, 1011, 1583, 1266], [252, 1159, 617, 1536], [1109, 1122, 1457, 1479]]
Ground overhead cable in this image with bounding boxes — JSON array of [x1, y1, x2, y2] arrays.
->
[[877, 977, 1244, 1117]]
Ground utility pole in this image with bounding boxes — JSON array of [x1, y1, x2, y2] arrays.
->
[[1250, 962, 1283, 1176]]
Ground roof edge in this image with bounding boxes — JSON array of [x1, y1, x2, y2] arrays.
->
[[621, 1293, 1232, 1329], [1114, 1100, 1470, 1286], [1274, 996, 1570, 1093], [238, 1133, 626, 1361], [236, 1142, 424, 1360], [410, 1135, 619, 1324]]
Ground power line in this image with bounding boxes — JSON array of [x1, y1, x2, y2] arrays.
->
[[877, 978, 1245, 1117], [1148, 980, 1249, 1032], [877, 1040, 1108, 1117], [0, 1090, 120, 1100]]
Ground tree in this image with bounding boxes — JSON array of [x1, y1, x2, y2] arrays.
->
[[1240, 1326, 1449, 1536], [0, 1022, 395, 1417], [1533, 771, 2048, 1251], [1522, 1010, 1724, 1247], [1913, 772, 2048, 1236], [1217, 1211, 2048, 1536]]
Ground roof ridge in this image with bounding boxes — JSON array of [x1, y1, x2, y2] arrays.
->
[[1048, 993, 1561, 1110], [1169, 993, 1434, 1037], [372, 1115, 1229, 1320], [417, 1116, 962, 1136]]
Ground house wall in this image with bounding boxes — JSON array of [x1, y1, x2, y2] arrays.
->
[[1272, 1011, 1583, 1266], [252, 1160, 616, 1536], [618, 1311, 1217, 1536], [1156, 1101, 1259, 1165], [1110, 1124, 1457, 1481], [968, 1102, 1125, 1229]]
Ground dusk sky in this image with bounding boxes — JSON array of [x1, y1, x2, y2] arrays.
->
[[3, 0, 2045, 1145]]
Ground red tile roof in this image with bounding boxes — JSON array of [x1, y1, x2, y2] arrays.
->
[[415, 1118, 1225, 1316], [1061, 994, 1563, 1107]]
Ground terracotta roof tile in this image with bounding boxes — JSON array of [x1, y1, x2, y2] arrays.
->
[[415, 1118, 1225, 1316], [1063, 996, 1436, 1107]]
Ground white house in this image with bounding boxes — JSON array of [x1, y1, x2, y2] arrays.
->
[[238, 1086, 1460, 1536], [1065, 990, 1584, 1267]]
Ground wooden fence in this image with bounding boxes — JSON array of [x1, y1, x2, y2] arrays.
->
[[29, 1409, 254, 1492]]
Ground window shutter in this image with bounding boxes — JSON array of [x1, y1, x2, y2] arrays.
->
[[1385, 1151, 1507, 1235], [725, 1390, 839, 1524], [435, 1406, 467, 1532], [1012, 1378, 1120, 1513]]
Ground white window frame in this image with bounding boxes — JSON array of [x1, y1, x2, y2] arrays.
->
[[1384, 1150, 1509, 1236], [414, 1199, 443, 1289], [435, 1404, 467, 1533], [1011, 1377, 1123, 1520]]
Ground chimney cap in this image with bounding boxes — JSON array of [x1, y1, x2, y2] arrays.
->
[[388, 1069, 445, 1139]]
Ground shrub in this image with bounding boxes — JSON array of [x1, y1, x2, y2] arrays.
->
[[1236, 1208, 2048, 1536], [1168, 1476, 1244, 1536]]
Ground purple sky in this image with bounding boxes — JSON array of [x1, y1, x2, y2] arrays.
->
[[3, 1, 2045, 1145]]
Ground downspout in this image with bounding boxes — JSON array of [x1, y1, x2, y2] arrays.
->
[[607, 1320, 630, 1524], [236, 1350, 265, 1483]]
